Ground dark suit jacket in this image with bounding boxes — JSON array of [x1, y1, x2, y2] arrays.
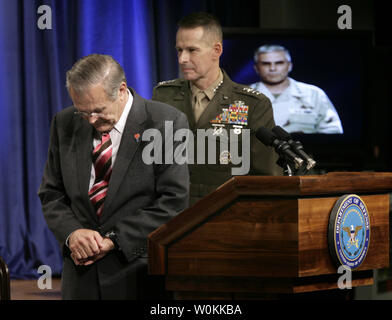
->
[[38, 88, 189, 299]]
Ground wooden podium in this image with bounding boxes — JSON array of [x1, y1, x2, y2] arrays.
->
[[148, 172, 392, 299]]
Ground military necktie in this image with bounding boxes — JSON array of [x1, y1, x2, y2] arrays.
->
[[88, 133, 112, 217], [193, 90, 207, 122]]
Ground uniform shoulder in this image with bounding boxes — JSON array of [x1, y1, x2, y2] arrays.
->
[[154, 78, 184, 89], [51, 105, 79, 132], [232, 83, 269, 102], [290, 78, 327, 96], [56, 105, 76, 120], [146, 99, 188, 122]]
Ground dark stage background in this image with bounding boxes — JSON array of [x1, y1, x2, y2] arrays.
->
[[0, 0, 390, 279]]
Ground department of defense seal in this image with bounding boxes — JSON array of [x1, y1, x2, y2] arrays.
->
[[328, 194, 371, 270]]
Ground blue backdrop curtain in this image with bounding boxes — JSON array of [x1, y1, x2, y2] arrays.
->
[[0, 0, 205, 279]]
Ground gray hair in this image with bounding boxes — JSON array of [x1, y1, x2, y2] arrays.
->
[[253, 44, 292, 63], [66, 54, 127, 101]]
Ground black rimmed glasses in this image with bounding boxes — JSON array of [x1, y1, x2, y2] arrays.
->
[[74, 111, 106, 119]]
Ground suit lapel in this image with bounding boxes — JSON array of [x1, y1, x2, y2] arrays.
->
[[196, 95, 226, 129], [101, 90, 147, 219], [75, 119, 97, 220]]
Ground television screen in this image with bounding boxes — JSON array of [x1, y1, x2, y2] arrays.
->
[[221, 30, 373, 170]]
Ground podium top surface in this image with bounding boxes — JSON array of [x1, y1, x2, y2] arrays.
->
[[149, 172, 392, 246], [224, 171, 392, 196]]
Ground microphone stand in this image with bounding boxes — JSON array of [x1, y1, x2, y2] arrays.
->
[[276, 154, 309, 176], [285, 164, 293, 177], [276, 154, 298, 176]]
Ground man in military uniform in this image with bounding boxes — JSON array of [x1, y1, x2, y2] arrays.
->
[[152, 12, 281, 205], [250, 44, 343, 134]]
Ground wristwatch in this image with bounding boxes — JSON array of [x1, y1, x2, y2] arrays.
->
[[104, 231, 120, 250]]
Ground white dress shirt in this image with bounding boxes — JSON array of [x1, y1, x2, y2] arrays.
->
[[89, 89, 133, 189]]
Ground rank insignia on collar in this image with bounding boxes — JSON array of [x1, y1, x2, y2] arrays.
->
[[210, 101, 248, 126]]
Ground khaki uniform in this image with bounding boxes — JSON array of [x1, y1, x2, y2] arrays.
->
[[250, 78, 343, 134], [153, 69, 282, 205]]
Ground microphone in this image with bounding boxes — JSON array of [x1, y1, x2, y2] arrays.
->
[[272, 126, 316, 171], [255, 126, 304, 169]]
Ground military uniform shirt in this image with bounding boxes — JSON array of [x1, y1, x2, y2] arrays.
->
[[191, 69, 223, 122], [250, 78, 343, 134]]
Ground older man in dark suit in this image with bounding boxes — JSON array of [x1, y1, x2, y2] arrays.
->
[[38, 54, 189, 299]]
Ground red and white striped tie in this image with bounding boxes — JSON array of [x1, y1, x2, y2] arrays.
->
[[88, 133, 112, 217]]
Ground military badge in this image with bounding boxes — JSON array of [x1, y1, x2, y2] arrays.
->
[[233, 125, 242, 135], [328, 194, 371, 270], [219, 150, 231, 164], [210, 101, 249, 127], [212, 124, 224, 136]]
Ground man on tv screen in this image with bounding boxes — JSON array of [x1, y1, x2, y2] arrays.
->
[[250, 44, 343, 134]]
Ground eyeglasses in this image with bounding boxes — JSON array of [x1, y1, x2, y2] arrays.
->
[[74, 111, 105, 119]]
